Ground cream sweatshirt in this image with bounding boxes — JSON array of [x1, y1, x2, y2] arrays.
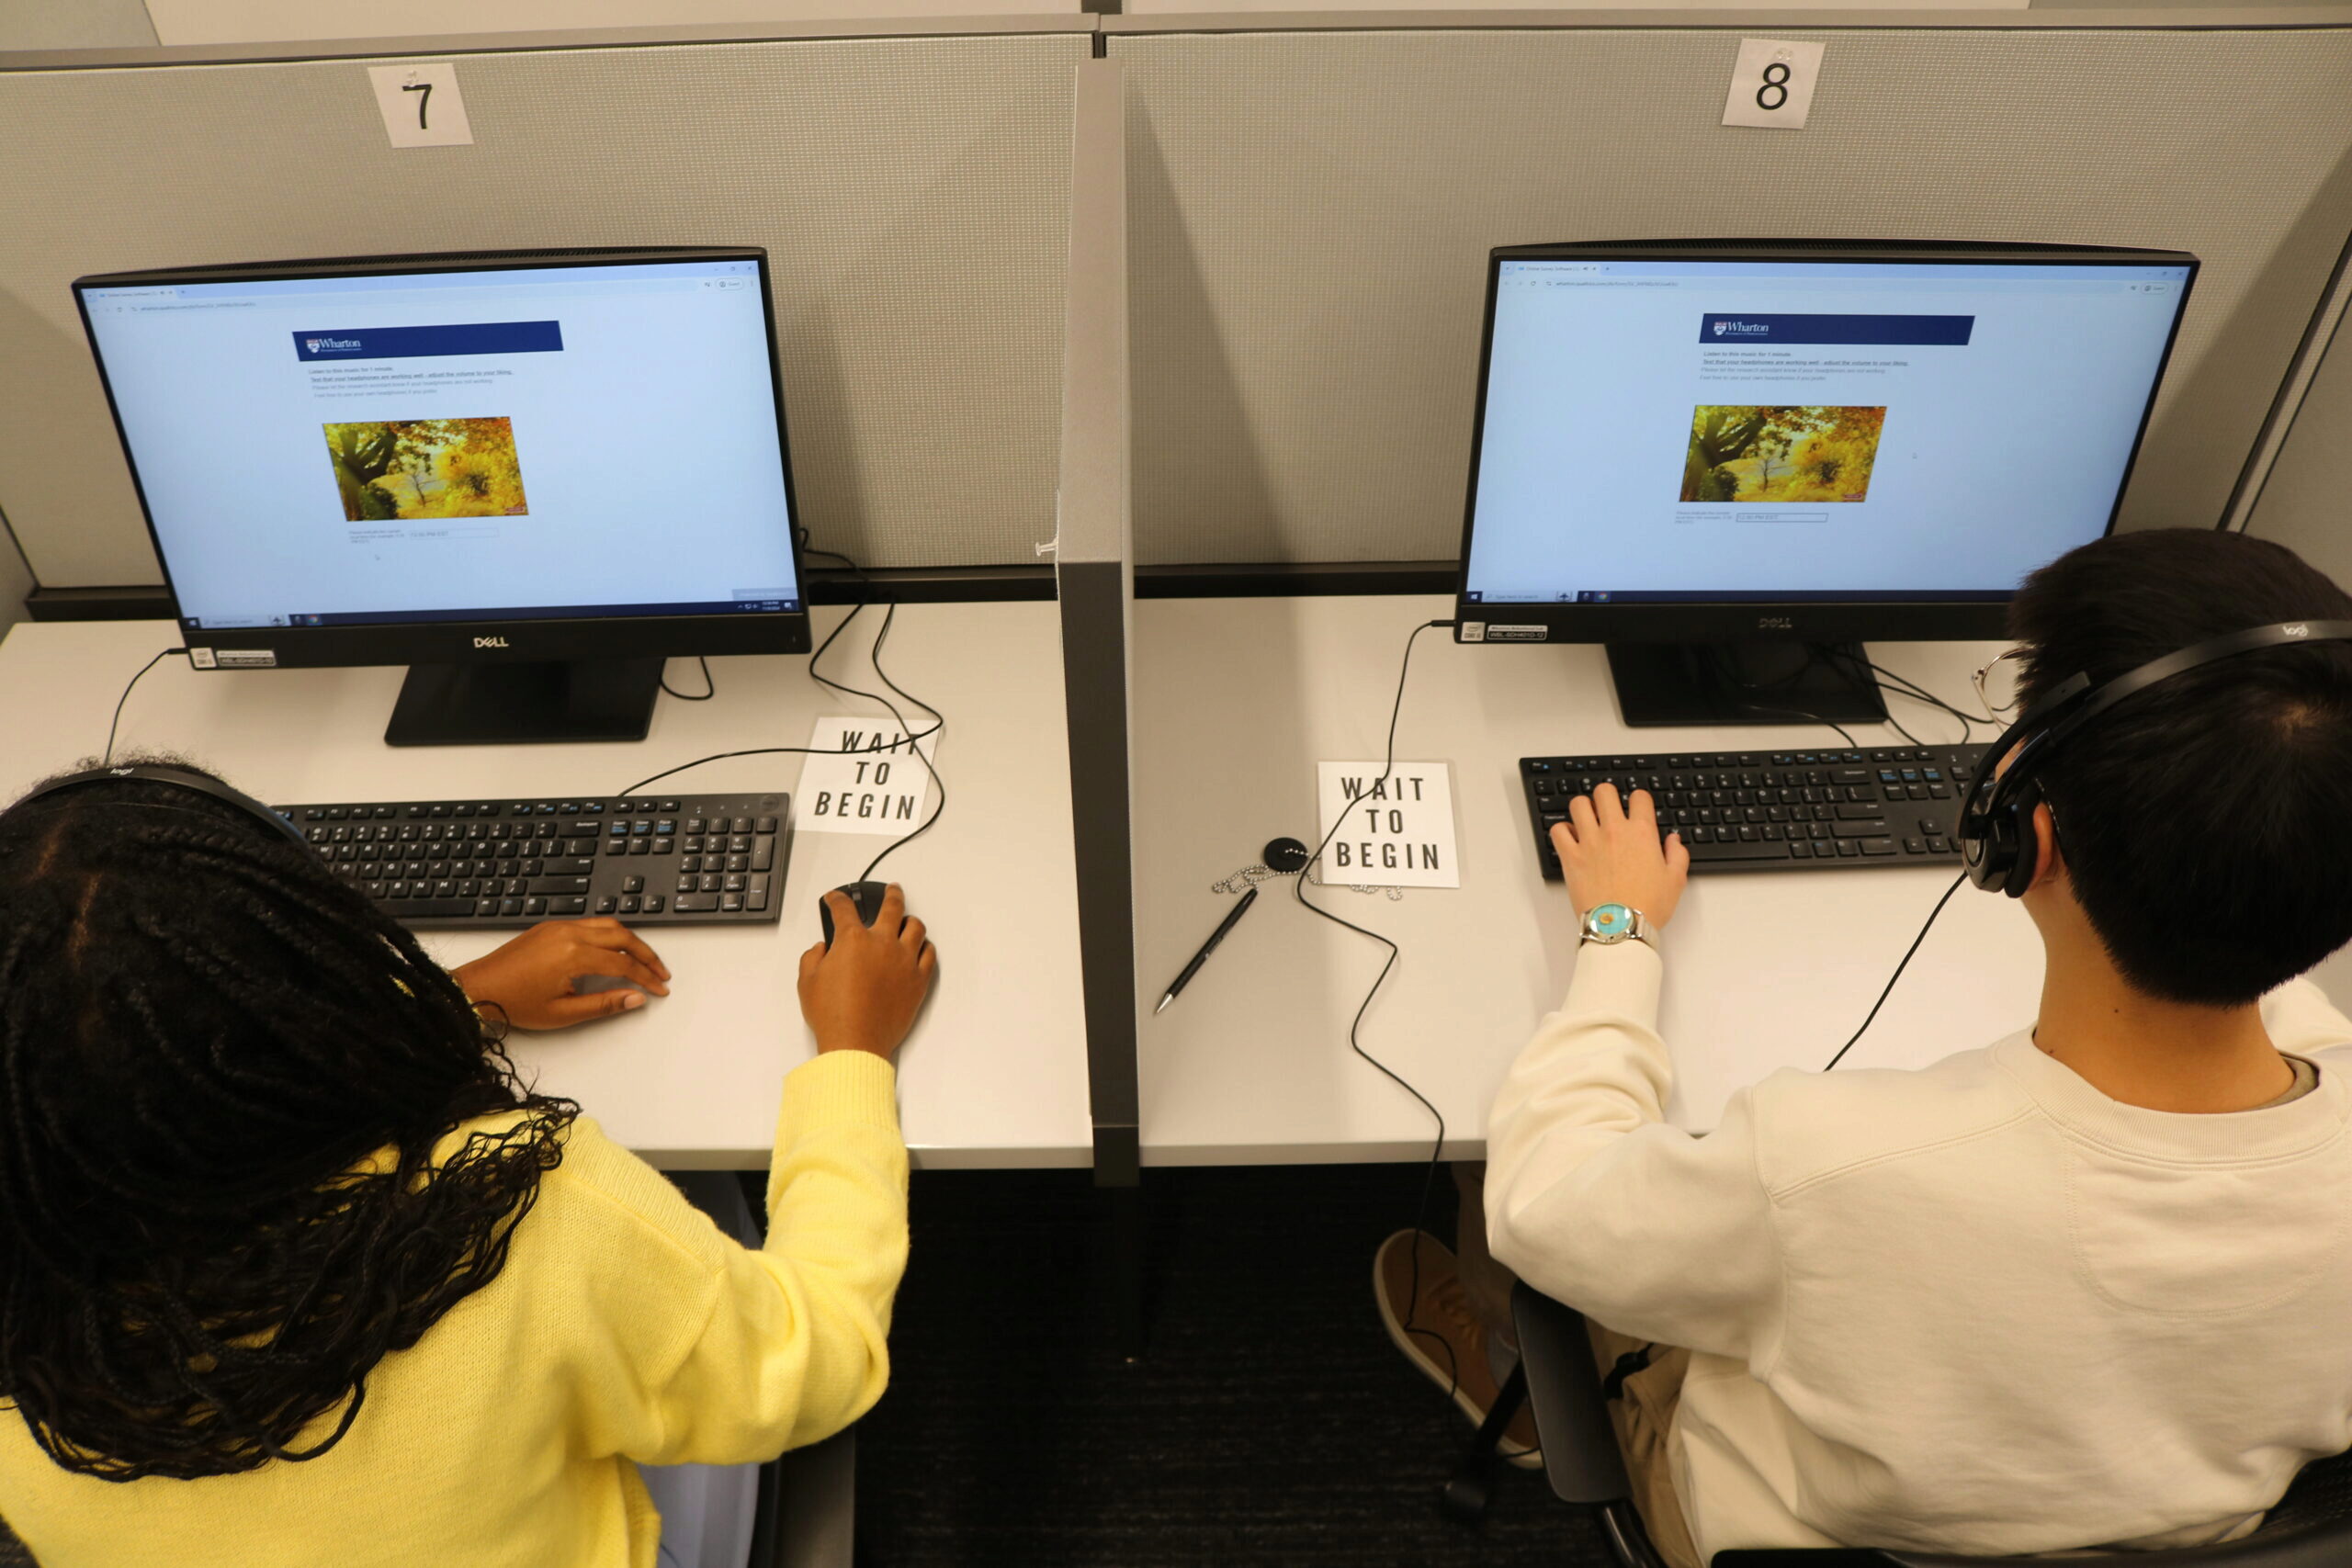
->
[[1486, 942, 2352, 1561]]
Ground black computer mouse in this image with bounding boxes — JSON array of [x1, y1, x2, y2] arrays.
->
[[819, 881, 891, 946]]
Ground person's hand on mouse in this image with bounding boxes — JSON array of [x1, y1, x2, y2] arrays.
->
[[453, 918, 672, 1030], [1550, 783, 1690, 930], [797, 883, 937, 1062]]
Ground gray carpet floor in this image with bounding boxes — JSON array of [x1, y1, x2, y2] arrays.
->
[[0, 1163, 1613, 1565]]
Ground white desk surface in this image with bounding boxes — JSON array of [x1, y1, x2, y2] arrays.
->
[[1131, 593, 2053, 1166], [0, 607, 1091, 1171]]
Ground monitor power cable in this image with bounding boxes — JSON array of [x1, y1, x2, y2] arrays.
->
[[104, 645, 190, 767], [660, 657, 716, 702]]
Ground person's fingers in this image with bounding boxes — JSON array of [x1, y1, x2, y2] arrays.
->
[[899, 915, 927, 953], [1549, 820, 1577, 861], [875, 882, 907, 935], [917, 942, 938, 979], [1666, 829, 1691, 876], [799, 942, 826, 986], [569, 918, 670, 980], [821, 889, 858, 934], [1629, 788, 1658, 828], [1566, 792, 1597, 840], [566, 947, 669, 997], [539, 988, 648, 1026], [1592, 782, 1624, 822]]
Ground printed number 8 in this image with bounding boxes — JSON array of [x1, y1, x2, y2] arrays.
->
[[1755, 62, 1792, 111]]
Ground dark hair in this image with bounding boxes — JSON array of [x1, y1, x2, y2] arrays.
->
[[0, 759, 576, 1481], [2011, 530, 2352, 1007]]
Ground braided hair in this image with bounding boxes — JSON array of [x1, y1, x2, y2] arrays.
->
[[0, 759, 577, 1481]]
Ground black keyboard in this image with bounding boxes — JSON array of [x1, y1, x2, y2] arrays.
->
[[1521, 745, 1986, 876], [274, 792, 791, 928]]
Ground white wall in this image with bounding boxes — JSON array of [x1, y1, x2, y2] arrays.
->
[[0, 0, 156, 50], [139, 1, 1080, 46]]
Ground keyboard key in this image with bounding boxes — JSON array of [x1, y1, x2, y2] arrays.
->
[[673, 894, 720, 912], [1688, 839, 1790, 862], [1860, 838, 1897, 856], [549, 897, 589, 916]]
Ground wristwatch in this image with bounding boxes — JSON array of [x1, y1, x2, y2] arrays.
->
[[1579, 902, 1659, 949]]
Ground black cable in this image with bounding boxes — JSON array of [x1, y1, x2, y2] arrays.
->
[[659, 657, 715, 702], [105, 647, 187, 767], [616, 539, 945, 883], [1819, 872, 1969, 1072], [1821, 649, 1977, 746], [1287, 619, 1493, 1430]]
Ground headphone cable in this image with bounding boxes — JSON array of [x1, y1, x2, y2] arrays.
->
[[1820, 872, 1968, 1071]]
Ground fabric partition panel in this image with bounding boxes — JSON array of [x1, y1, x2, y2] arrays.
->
[[0, 26, 1088, 585], [1110, 19, 2352, 564]]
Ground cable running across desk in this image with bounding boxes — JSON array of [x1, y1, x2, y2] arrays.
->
[[1291, 618, 1486, 1427], [104, 646, 187, 766], [616, 537, 946, 882]]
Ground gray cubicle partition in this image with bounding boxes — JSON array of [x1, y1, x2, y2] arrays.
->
[[2244, 270, 2352, 577], [0, 20, 1090, 589], [1108, 11, 2352, 567], [1054, 56, 1143, 1186]]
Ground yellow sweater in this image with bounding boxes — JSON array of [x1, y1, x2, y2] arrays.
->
[[0, 1051, 908, 1568]]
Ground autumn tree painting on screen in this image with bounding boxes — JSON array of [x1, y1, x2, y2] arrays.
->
[[325, 418, 528, 522], [1679, 405, 1885, 504]]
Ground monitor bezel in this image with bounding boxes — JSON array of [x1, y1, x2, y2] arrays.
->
[[1451, 239, 2201, 646], [73, 244, 814, 667]]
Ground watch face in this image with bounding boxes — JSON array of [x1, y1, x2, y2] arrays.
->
[[1587, 902, 1634, 941]]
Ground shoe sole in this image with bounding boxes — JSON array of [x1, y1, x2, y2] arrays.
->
[[1373, 1231, 1542, 1470]]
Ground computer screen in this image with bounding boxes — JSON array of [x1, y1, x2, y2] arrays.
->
[[1459, 253, 2194, 615], [79, 254, 804, 634]]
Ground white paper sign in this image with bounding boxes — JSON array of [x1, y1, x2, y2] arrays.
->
[[1314, 761, 1461, 889], [1722, 39, 1825, 130], [799, 716, 938, 836], [368, 62, 475, 148]]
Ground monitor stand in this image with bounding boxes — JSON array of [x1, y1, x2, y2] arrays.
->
[[1604, 641, 1889, 730], [385, 659, 667, 747]]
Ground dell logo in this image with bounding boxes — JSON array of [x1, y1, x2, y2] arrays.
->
[[473, 637, 510, 649], [1758, 615, 1792, 631], [2285, 624, 2310, 637]]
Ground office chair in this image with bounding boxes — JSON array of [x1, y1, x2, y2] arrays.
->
[[1439, 1282, 2352, 1568], [746, 1429, 858, 1568]]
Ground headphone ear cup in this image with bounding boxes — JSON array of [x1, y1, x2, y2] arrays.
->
[[1996, 778, 2044, 899]]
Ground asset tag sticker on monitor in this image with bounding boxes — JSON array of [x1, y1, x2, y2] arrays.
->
[[1314, 762, 1461, 889], [799, 716, 937, 836]]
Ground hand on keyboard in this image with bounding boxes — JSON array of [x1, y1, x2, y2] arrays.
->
[[1550, 783, 1689, 929], [452, 918, 673, 1030]]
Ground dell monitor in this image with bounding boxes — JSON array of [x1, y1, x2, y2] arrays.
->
[[74, 246, 810, 746], [1453, 240, 2198, 727]]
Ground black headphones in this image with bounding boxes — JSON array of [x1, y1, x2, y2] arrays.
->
[[6, 763, 313, 852], [1955, 619, 2352, 897]]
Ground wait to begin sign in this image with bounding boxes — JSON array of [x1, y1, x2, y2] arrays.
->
[[1313, 761, 1461, 889]]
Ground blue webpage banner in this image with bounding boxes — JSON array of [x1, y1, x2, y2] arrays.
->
[[1699, 313, 1973, 346], [291, 320, 563, 361]]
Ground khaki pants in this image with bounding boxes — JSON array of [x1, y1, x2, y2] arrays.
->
[[1453, 1163, 1702, 1568]]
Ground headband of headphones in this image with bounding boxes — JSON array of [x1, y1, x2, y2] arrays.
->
[[6, 763, 311, 852], [1957, 619, 2352, 896]]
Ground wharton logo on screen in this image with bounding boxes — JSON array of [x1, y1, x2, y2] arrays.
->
[[290, 321, 565, 361], [1699, 313, 1975, 346]]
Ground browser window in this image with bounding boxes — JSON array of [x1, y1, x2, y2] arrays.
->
[[81, 259, 802, 630]]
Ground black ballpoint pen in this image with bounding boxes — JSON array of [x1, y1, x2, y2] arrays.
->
[[1156, 887, 1259, 1015]]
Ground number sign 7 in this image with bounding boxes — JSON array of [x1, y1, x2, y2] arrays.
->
[[368, 63, 475, 148]]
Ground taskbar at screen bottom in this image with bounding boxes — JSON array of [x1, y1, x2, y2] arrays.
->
[[187, 597, 802, 630]]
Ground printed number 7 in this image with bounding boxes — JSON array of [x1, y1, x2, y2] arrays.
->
[[402, 80, 432, 130]]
